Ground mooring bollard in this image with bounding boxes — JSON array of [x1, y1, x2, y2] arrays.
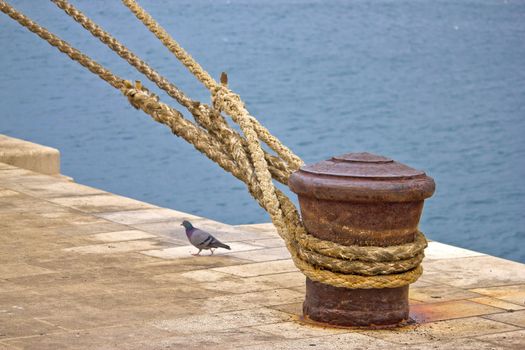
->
[[288, 152, 435, 327]]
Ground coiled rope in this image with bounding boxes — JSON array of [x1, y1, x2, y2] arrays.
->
[[0, 0, 426, 289]]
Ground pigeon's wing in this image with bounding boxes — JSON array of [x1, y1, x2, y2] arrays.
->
[[207, 235, 228, 249], [189, 229, 216, 249]]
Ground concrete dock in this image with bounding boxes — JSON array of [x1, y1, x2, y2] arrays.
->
[[0, 136, 524, 349]]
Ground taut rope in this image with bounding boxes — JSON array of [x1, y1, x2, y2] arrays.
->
[[0, 0, 426, 289]]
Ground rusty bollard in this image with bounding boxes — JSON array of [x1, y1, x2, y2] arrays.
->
[[288, 152, 435, 327]]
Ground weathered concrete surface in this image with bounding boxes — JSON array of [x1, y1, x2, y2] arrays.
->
[[0, 162, 524, 349], [0, 135, 60, 175]]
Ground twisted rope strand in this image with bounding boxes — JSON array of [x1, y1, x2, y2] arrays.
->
[[51, 0, 191, 107], [0, 1, 124, 90], [121, 0, 303, 171], [121, 0, 217, 90]]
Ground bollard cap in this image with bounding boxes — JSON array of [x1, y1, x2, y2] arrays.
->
[[288, 152, 435, 202]]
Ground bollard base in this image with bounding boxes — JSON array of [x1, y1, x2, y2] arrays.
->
[[303, 278, 409, 327]]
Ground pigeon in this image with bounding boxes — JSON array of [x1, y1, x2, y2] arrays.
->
[[181, 220, 231, 256]]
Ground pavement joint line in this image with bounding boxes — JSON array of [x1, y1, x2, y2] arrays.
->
[[5, 186, 158, 217], [0, 323, 132, 342], [480, 314, 525, 328], [468, 282, 525, 289], [0, 331, 66, 342], [468, 283, 525, 291], [468, 298, 525, 310], [475, 329, 525, 346], [32, 317, 70, 331], [150, 307, 294, 330], [55, 323, 135, 333], [240, 325, 353, 343]]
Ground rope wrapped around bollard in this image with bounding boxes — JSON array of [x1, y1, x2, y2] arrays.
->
[[0, 0, 428, 289]]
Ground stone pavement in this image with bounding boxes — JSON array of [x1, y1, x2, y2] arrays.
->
[[0, 161, 524, 349]]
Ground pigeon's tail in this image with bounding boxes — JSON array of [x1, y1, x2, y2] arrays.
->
[[218, 242, 231, 250]]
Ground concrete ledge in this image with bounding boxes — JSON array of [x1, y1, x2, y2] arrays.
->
[[0, 134, 60, 175]]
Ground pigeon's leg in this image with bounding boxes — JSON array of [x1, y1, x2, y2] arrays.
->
[[192, 249, 202, 256], [210, 248, 216, 255]]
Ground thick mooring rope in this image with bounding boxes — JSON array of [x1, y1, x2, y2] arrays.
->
[[0, 0, 427, 289]]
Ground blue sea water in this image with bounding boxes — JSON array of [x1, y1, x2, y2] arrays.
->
[[0, 0, 524, 262]]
